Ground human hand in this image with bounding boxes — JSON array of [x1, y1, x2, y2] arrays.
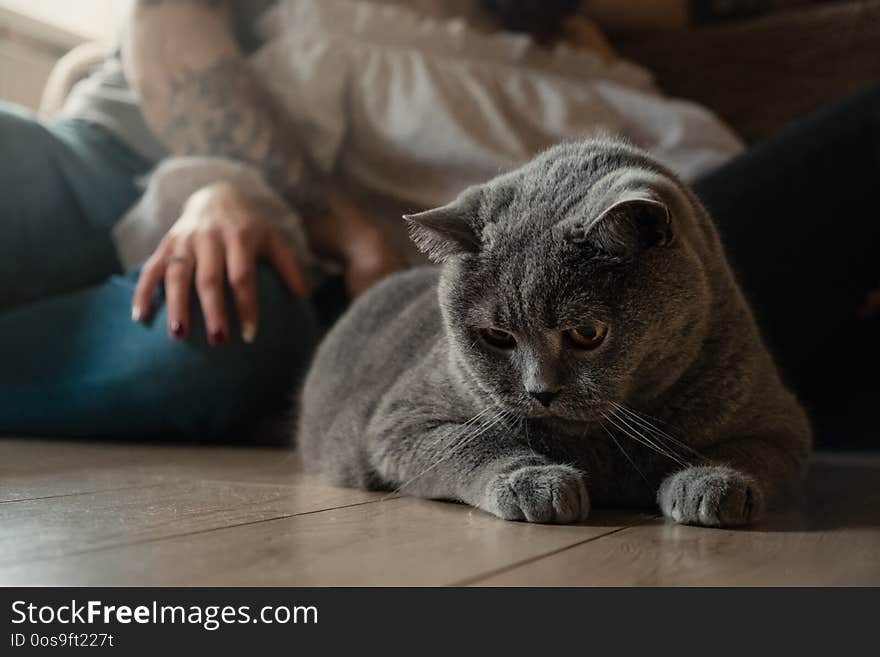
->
[[132, 182, 308, 345]]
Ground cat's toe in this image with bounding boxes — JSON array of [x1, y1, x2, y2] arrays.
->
[[488, 464, 589, 524], [658, 466, 764, 528]]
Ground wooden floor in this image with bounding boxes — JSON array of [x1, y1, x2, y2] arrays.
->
[[0, 438, 878, 586]]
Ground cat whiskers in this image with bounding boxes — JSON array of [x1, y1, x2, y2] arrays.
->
[[601, 408, 691, 468], [522, 415, 538, 456], [597, 417, 652, 491], [385, 405, 517, 499], [608, 401, 705, 463]]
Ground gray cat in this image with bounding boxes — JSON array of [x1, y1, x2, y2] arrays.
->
[[297, 139, 812, 527]]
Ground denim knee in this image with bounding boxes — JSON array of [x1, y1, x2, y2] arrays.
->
[[122, 265, 321, 439], [0, 102, 58, 162]]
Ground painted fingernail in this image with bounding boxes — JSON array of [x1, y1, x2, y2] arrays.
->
[[170, 321, 185, 339], [131, 306, 143, 322], [209, 330, 227, 347], [241, 322, 257, 344]]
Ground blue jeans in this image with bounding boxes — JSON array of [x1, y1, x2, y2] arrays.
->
[[0, 102, 319, 440]]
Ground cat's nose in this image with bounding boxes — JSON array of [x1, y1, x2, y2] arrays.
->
[[529, 390, 558, 408]]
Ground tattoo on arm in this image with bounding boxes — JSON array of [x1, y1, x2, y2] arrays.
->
[[161, 56, 322, 210], [133, 0, 323, 211]]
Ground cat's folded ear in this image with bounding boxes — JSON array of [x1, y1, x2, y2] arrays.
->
[[562, 192, 673, 259], [404, 187, 483, 263]]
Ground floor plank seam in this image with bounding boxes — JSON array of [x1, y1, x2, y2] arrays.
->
[[0, 481, 171, 505], [450, 514, 662, 587], [0, 496, 400, 571]]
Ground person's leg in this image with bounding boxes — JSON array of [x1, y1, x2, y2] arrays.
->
[[693, 83, 880, 445], [694, 83, 880, 370], [0, 265, 318, 440], [0, 102, 150, 309]]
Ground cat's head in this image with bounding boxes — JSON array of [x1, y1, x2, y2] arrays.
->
[[405, 141, 712, 422]]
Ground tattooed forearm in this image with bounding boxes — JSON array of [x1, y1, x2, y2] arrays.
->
[[161, 56, 323, 210], [127, 0, 323, 211]]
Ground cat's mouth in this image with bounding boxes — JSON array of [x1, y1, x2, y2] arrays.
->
[[521, 400, 610, 422]]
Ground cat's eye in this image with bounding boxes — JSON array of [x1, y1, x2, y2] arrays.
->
[[564, 322, 608, 350], [481, 327, 517, 350]]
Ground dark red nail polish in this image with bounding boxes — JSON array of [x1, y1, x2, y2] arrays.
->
[[171, 322, 185, 339], [209, 330, 227, 346]]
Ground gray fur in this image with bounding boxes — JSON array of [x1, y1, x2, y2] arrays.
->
[[296, 139, 812, 527]]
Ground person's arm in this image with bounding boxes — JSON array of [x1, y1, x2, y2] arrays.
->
[[581, 0, 779, 34], [125, 1, 406, 342], [122, 0, 320, 210], [581, 0, 689, 34]]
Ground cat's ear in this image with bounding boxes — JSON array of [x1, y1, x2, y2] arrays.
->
[[563, 193, 673, 258], [404, 188, 483, 263]]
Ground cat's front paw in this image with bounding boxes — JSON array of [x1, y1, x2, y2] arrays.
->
[[658, 466, 765, 527], [485, 464, 589, 524]]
